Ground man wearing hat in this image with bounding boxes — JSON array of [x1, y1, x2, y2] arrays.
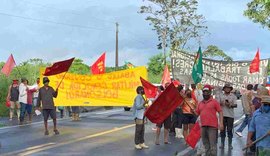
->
[[247, 87, 270, 155], [196, 84, 223, 156], [37, 77, 59, 135], [216, 83, 237, 150]]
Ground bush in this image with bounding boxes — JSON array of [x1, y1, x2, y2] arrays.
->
[[0, 75, 10, 117]]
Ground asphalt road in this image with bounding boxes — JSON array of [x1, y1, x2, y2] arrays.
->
[[0, 100, 250, 156]]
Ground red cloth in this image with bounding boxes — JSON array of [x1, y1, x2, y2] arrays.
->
[[186, 122, 201, 148], [249, 49, 260, 73], [140, 77, 157, 99], [196, 98, 221, 128], [27, 89, 36, 104], [43, 57, 75, 76], [172, 80, 181, 87], [91, 52, 106, 75], [1, 54, 16, 76], [145, 83, 184, 124], [161, 65, 171, 87]]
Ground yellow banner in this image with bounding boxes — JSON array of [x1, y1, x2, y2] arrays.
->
[[40, 66, 147, 106]]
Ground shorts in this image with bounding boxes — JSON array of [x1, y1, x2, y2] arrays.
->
[[10, 101, 20, 109], [26, 104, 32, 114], [182, 114, 197, 124], [42, 109, 57, 121], [156, 115, 171, 129]]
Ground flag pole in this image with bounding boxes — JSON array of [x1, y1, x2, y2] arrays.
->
[[187, 56, 198, 86], [56, 72, 68, 90]]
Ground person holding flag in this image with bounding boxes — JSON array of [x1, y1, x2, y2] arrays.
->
[[36, 77, 59, 135]]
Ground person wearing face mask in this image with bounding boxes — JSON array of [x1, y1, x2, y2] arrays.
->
[[247, 87, 270, 155], [132, 86, 149, 150], [216, 83, 237, 150], [196, 84, 223, 156]]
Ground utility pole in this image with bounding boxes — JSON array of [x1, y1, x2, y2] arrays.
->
[[115, 22, 119, 70]]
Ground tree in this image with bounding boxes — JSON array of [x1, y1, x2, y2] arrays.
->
[[244, 0, 270, 29], [69, 59, 90, 75], [147, 53, 168, 83], [139, 0, 208, 63], [203, 45, 233, 61]]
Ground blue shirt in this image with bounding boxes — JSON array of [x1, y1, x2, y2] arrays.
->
[[249, 107, 270, 148], [132, 94, 145, 120]]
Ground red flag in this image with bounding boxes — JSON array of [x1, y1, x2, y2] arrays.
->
[[145, 83, 183, 124], [186, 122, 201, 148], [1, 54, 16, 76], [91, 52, 106, 75], [43, 57, 75, 76], [140, 77, 158, 99], [249, 49, 260, 73], [161, 65, 171, 87]]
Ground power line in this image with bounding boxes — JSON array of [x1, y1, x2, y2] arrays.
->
[[19, 0, 115, 24], [0, 11, 114, 31]]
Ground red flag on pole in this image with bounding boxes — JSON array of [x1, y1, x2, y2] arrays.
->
[[1, 54, 16, 76], [43, 57, 75, 76], [91, 52, 106, 75], [161, 65, 171, 87], [140, 77, 158, 99], [145, 83, 183, 124], [186, 121, 201, 148], [249, 49, 260, 73]]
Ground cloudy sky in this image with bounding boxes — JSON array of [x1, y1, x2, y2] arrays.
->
[[0, 0, 269, 66]]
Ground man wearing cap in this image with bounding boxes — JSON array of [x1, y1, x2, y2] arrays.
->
[[196, 84, 223, 156], [247, 87, 270, 155], [7, 79, 20, 121], [37, 77, 59, 135], [216, 83, 237, 150]]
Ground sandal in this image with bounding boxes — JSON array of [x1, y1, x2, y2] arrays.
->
[[164, 142, 171, 145], [44, 130, 49, 136], [54, 129, 60, 135]]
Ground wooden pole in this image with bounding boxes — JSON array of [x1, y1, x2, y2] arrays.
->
[[56, 72, 68, 90]]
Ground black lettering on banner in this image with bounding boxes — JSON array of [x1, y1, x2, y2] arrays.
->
[[171, 50, 269, 89]]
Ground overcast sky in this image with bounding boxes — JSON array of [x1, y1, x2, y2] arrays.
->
[[0, 0, 270, 66]]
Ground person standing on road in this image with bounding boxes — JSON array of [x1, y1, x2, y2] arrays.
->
[[196, 84, 224, 156], [7, 79, 20, 121], [36, 77, 59, 136], [247, 88, 270, 155], [155, 82, 172, 145], [32, 78, 40, 109], [235, 84, 253, 137], [216, 83, 237, 150], [19, 78, 28, 125], [132, 86, 149, 150], [181, 89, 197, 142], [26, 80, 37, 123]]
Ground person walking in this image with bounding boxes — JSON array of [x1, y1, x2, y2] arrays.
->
[[217, 83, 237, 150], [36, 77, 59, 135], [132, 86, 149, 150], [247, 88, 270, 155], [196, 84, 223, 156], [6, 79, 20, 121], [235, 84, 253, 137]]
